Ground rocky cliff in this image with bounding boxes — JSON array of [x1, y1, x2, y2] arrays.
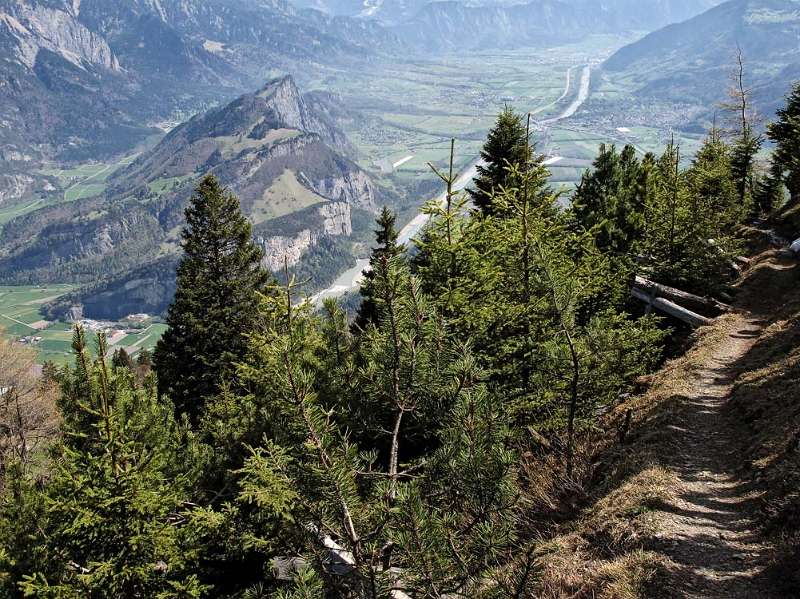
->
[[111, 74, 378, 214], [0, 0, 398, 169], [0, 74, 386, 317], [258, 201, 352, 272]]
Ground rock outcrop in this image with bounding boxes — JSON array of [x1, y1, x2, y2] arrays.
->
[[258, 201, 352, 272], [0, 0, 397, 166], [0, 173, 35, 204], [111, 74, 379, 213], [0, 2, 120, 70]]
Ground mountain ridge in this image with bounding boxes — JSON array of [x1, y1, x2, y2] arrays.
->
[[0, 74, 382, 319], [603, 0, 800, 117]]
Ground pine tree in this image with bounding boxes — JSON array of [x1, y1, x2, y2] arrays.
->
[[237, 259, 522, 597], [722, 50, 762, 213], [111, 347, 134, 372], [353, 206, 405, 331], [754, 161, 786, 215], [768, 82, 800, 206], [153, 175, 270, 424], [468, 107, 530, 216]]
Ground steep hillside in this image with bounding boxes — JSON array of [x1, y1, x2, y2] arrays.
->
[[604, 0, 800, 118], [392, 0, 721, 52], [0, 75, 384, 319], [0, 0, 399, 202], [525, 227, 800, 597]]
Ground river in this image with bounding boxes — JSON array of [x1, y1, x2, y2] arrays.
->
[[310, 64, 593, 303]]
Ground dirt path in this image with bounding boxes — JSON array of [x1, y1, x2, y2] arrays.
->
[[652, 313, 779, 598]]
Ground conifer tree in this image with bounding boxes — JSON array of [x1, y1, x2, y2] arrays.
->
[[154, 175, 270, 424], [237, 259, 521, 597], [755, 161, 785, 215], [111, 347, 134, 372], [353, 206, 405, 331], [2, 328, 205, 597], [722, 51, 762, 212], [468, 107, 530, 216], [572, 144, 647, 255], [768, 82, 800, 205]]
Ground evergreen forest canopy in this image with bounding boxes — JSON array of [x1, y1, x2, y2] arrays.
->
[[0, 74, 799, 597]]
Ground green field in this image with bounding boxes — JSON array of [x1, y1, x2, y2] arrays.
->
[[0, 285, 167, 365], [0, 154, 141, 228], [302, 33, 659, 203]]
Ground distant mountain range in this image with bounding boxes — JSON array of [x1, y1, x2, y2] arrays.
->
[[603, 0, 800, 119], [393, 0, 722, 52], [289, 0, 722, 51], [0, 75, 384, 319], [0, 0, 397, 175]]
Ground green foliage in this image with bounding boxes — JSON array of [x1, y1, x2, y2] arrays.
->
[[153, 175, 271, 424], [2, 102, 765, 597], [755, 160, 787, 215], [354, 207, 405, 331], [768, 82, 800, 204], [572, 144, 647, 256], [1, 328, 205, 598], [638, 138, 741, 294], [468, 107, 531, 216], [111, 348, 134, 372], [232, 258, 521, 598]]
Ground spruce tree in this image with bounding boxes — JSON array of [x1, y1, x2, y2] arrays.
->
[[572, 144, 646, 255], [3, 329, 205, 597], [111, 347, 134, 372], [353, 206, 405, 331], [755, 161, 785, 215], [153, 175, 270, 424], [722, 51, 762, 213], [468, 107, 530, 216], [768, 82, 800, 205]]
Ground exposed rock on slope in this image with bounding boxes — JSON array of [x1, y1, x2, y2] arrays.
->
[[0, 0, 398, 167], [111, 74, 377, 214], [258, 201, 352, 271], [0, 74, 383, 318]]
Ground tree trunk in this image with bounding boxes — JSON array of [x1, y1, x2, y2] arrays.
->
[[634, 276, 731, 314], [631, 288, 712, 328]]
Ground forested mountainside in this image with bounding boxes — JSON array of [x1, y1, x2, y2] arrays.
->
[[0, 75, 385, 319], [393, 0, 722, 52], [1, 75, 799, 596], [292, 0, 721, 27], [604, 0, 800, 118], [0, 0, 397, 170], [291, 0, 434, 22]]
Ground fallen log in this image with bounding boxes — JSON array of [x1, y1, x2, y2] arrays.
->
[[632, 288, 712, 328], [634, 276, 731, 314]]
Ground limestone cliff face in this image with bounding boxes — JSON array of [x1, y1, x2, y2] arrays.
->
[[0, 2, 119, 70], [306, 167, 376, 212], [0, 173, 35, 204], [258, 201, 351, 272]]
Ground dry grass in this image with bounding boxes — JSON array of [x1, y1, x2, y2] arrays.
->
[[723, 250, 800, 594], [514, 237, 800, 598], [582, 466, 679, 553], [532, 533, 676, 599]]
